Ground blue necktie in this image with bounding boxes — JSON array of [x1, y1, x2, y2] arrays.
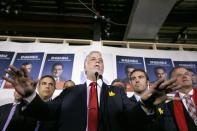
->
[[2, 104, 17, 131], [34, 121, 41, 131]]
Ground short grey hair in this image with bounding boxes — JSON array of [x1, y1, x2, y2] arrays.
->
[[84, 51, 102, 66]]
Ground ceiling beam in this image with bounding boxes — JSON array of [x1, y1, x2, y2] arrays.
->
[[124, 0, 177, 40]]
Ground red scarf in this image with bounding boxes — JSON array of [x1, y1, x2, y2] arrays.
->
[[173, 88, 197, 131]]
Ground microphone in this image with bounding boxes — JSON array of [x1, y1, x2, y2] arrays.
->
[[99, 74, 103, 81], [95, 72, 103, 81], [95, 72, 99, 79], [94, 72, 99, 98]]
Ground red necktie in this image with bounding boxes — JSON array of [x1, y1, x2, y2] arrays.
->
[[88, 82, 98, 131]]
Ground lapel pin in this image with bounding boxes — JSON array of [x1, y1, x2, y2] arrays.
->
[[109, 91, 115, 96]]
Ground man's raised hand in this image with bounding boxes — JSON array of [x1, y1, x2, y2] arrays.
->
[[3, 65, 37, 97]]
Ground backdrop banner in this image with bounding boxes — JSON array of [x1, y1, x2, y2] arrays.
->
[[0, 41, 196, 105]]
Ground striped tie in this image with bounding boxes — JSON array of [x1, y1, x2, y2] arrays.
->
[[184, 94, 197, 125]]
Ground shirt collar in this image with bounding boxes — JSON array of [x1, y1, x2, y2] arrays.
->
[[133, 93, 141, 102], [43, 98, 52, 102], [179, 89, 194, 99], [13, 101, 20, 105], [86, 79, 103, 88]]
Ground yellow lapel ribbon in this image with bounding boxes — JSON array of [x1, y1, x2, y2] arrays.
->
[[109, 91, 115, 96], [158, 107, 164, 115]]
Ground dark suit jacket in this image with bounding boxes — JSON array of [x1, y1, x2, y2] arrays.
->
[[152, 89, 197, 131], [37, 120, 56, 131], [166, 99, 197, 131], [23, 83, 153, 131], [129, 95, 167, 131], [0, 103, 37, 131]]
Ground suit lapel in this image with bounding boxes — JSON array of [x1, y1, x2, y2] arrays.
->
[[99, 83, 110, 131], [79, 83, 88, 129], [130, 95, 138, 103], [100, 83, 108, 115]]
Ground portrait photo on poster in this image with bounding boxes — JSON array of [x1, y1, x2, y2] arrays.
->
[[41, 54, 74, 89]]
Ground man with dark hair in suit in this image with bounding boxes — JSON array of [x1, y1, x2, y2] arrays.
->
[[130, 69, 149, 102], [130, 69, 168, 131], [35, 75, 56, 131], [0, 91, 36, 131], [37, 75, 56, 102], [3, 51, 180, 131], [166, 66, 197, 131]]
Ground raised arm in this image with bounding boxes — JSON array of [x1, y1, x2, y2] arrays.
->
[[141, 78, 181, 107], [3, 65, 37, 97]]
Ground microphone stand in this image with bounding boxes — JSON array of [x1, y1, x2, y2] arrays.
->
[[98, 74, 110, 130], [95, 73, 109, 130]]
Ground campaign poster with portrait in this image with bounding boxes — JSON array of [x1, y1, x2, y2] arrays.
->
[[173, 61, 197, 87], [145, 57, 173, 83], [0, 51, 15, 89], [3, 52, 44, 89], [116, 55, 144, 91], [41, 54, 74, 89]]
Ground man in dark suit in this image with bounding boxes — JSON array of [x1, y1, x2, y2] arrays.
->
[[37, 75, 56, 102], [0, 91, 36, 131], [35, 75, 56, 131], [166, 66, 197, 131], [129, 69, 170, 131], [3, 51, 179, 131], [129, 69, 149, 102]]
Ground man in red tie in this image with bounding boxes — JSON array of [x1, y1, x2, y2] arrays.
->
[[3, 51, 180, 131], [166, 66, 197, 131]]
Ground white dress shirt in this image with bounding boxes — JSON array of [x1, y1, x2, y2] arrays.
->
[[133, 93, 141, 102]]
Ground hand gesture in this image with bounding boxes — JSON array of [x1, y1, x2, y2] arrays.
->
[[141, 78, 181, 107], [3, 65, 37, 97]]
